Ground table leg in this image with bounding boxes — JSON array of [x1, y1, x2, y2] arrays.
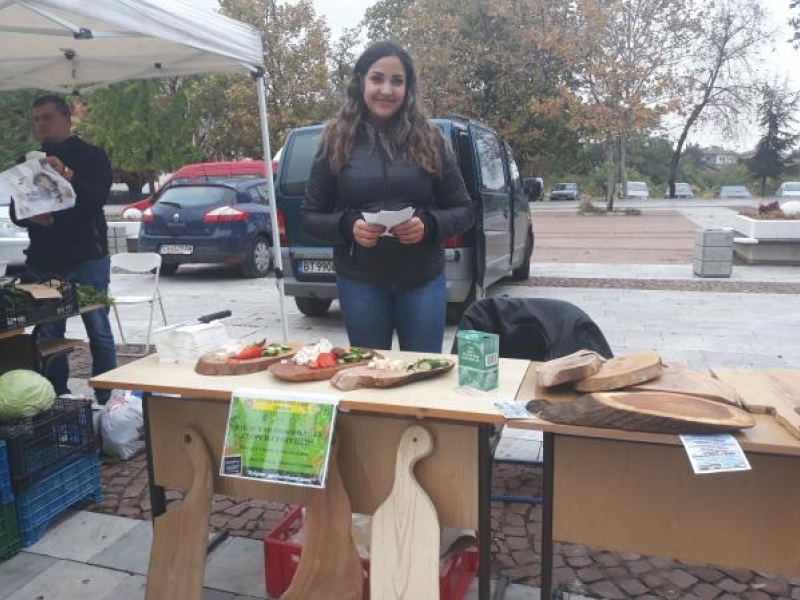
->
[[540, 432, 555, 600], [142, 392, 167, 520], [478, 423, 493, 600]]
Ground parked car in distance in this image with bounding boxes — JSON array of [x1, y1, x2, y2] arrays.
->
[[777, 181, 800, 199], [664, 182, 694, 199], [121, 160, 272, 220], [623, 181, 650, 199], [549, 182, 580, 202], [137, 178, 273, 278], [0, 199, 29, 269], [274, 116, 534, 323], [717, 185, 751, 199]]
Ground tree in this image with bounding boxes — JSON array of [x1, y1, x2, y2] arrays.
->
[[666, 0, 768, 198], [747, 82, 800, 195], [80, 79, 202, 194], [197, 0, 335, 158], [0, 91, 41, 169]]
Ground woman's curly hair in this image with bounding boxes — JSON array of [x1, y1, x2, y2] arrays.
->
[[318, 40, 443, 177]]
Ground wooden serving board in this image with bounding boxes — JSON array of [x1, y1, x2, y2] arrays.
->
[[331, 362, 455, 391], [574, 351, 662, 392], [527, 390, 756, 434], [626, 363, 743, 407], [194, 342, 302, 376], [536, 350, 606, 388], [269, 350, 382, 382], [711, 368, 800, 439]]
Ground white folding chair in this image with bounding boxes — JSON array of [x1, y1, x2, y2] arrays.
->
[[110, 252, 167, 356]]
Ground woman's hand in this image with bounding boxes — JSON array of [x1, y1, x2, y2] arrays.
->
[[390, 216, 425, 245], [352, 219, 386, 248]]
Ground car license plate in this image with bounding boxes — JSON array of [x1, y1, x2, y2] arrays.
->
[[298, 260, 333, 274], [159, 244, 193, 255]]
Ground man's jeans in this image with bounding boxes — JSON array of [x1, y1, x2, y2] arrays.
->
[[336, 272, 446, 352], [29, 256, 117, 403]]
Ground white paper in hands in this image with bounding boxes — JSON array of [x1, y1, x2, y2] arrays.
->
[[0, 158, 76, 219], [361, 206, 415, 236]]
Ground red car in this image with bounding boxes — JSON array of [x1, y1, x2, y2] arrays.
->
[[121, 159, 277, 219]]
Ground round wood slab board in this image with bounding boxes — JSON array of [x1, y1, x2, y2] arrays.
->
[[194, 342, 302, 376], [573, 351, 662, 392], [331, 361, 455, 391], [268, 350, 383, 382]]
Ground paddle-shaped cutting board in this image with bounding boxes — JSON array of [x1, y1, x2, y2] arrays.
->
[[269, 350, 382, 382], [330, 361, 454, 391], [195, 342, 302, 376], [370, 425, 439, 600], [281, 438, 363, 600], [146, 428, 212, 600]]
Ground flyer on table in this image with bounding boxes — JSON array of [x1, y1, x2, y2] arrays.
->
[[220, 389, 339, 488]]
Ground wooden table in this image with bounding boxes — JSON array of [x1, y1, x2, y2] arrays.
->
[[90, 352, 531, 600], [512, 366, 800, 599]]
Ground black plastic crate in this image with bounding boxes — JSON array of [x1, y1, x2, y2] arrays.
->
[[0, 397, 96, 493], [22, 279, 79, 323], [0, 290, 27, 331]]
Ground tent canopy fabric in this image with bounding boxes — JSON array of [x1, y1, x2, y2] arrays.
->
[[0, 0, 264, 93]]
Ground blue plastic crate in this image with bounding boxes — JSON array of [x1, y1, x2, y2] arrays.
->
[[0, 397, 96, 493], [0, 440, 12, 504], [16, 452, 102, 547], [0, 500, 21, 560]]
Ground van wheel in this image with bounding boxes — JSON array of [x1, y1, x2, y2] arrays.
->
[[241, 235, 272, 278], [161, 263, 179, 276], [295, 297, 333, 317], [510, 229, 533, 281]]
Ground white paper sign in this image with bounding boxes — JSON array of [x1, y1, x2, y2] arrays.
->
[[493, 400, 534, 419], [362, 206, 414, 236], [0, 158, 76, 219], [680, 433, 751, 474]]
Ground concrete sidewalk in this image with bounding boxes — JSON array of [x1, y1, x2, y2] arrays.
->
[[5, 206, 799, 600]]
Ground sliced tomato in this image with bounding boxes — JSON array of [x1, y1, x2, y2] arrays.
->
[[316, 352, 337, 368]]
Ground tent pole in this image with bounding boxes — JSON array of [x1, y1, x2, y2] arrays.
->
[[255, 70, 290, 342]]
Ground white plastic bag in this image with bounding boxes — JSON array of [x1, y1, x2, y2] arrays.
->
[[100, 390, 144, 459]]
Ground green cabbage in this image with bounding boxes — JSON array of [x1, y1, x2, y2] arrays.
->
[[0, 369, 55, 420]]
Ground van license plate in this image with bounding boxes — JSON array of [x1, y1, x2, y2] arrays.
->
[[160, 244, 193, 255], [298, 260, 333, 274]]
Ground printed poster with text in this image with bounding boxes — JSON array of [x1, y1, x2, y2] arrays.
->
[[220, 389, 339, 488]]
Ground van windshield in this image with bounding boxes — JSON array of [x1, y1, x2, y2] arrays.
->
[[783, 182, 800, 192], [280, 130, 322, 196]]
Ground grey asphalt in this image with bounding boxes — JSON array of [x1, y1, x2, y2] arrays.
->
[[6, 203, 796, 600]]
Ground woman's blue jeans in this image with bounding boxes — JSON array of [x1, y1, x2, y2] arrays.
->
[[336, 272, 446, 352], [28, 256, 117, 403]]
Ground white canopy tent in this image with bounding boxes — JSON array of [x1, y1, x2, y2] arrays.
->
[[0, 0, 290, 340]]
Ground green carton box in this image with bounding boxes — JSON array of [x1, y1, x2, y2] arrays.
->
[[457, 330, 499, 391]]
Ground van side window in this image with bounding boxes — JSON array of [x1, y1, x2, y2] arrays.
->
[[474, 128, 506, 192], [248, 184, 269, 204], [280, 130, 322, 196]]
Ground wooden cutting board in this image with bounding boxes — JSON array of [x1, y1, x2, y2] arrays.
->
[[331, 361, 454, 391], [527, 391, 756, 434], [194, 342, 302, 376], [145, 428, 212, 600], [574, 351, 662, 392], [535, 350, 606, 388], [371, 425, 439, 600], [269, 351, 381, 382], [711, 368, 800, 439], [626, 363, 743, 407], [282, 438, 363, 600]]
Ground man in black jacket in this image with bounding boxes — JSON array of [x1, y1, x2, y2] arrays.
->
[[11, 95, 117, 403]]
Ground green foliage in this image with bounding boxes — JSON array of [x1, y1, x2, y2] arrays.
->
[[0, 91, 41, 169]]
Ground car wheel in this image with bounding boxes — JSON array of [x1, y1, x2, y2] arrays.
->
[[240, 235, 272, 278], [295, 297, 333, 317], [510, 228, 533, 281], [160, 263, 179, 276]]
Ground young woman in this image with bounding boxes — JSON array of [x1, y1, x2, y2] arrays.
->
[[301, 40, 474, 352]]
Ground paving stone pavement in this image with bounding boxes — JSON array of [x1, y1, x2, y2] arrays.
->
[[59, 206, 800, 599]]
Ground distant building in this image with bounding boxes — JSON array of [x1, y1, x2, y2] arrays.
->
[[701, 146, 739, 167]]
